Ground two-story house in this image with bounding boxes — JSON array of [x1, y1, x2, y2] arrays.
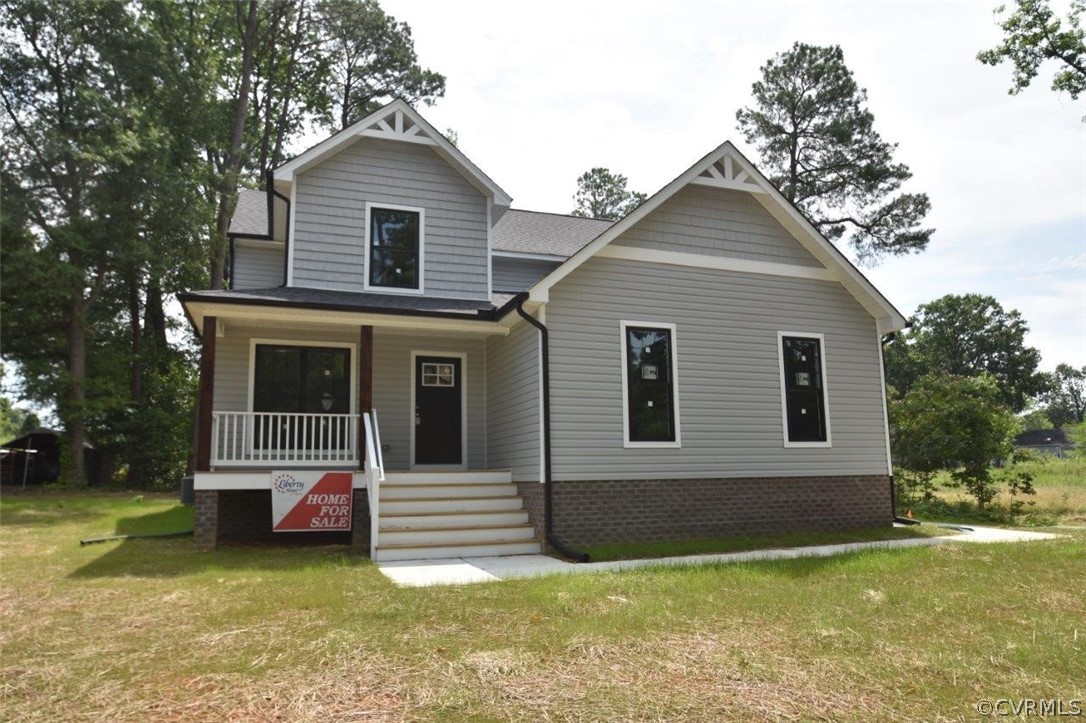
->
[[180, 98, 907, 561]]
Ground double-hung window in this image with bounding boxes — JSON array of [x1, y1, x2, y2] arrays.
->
[[620, 321, 681, 447], [778, 332, 831, 447], [365, 203, 424, 293]]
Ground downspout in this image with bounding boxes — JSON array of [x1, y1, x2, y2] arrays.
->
[[268, 171, 291, 287], [515, 296, 590, 562]]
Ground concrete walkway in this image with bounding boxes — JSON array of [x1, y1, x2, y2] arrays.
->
[[377, 525, 1061, 588]]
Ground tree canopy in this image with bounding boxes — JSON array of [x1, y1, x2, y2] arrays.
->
[[883, 293, 1046, 413], [0, 0, 443, 487], [736, 42, 933, 265], [571, 167, 646, 220], [978, 0, 1086, 114], [1040, 363, 1086, 426]]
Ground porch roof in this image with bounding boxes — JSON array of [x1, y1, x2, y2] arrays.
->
[[179, 287, 522, 338]]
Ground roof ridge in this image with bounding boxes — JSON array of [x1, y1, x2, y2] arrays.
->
[[506, 208, 615, 223]]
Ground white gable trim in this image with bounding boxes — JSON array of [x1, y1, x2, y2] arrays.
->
[[273, 99, 512, 207], [527, 142, 907, 334], [596, 246, 836, 282]]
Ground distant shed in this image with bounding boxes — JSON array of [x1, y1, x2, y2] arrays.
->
[[1013, 428, 1075, 458], [0, 429, 102, 485]]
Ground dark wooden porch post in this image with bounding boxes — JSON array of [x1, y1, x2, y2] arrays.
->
[[195, 316, 217, 472], [358, 325, 373, 465]]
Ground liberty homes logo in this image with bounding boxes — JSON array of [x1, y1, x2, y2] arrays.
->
[[272, 473, 305, 495]]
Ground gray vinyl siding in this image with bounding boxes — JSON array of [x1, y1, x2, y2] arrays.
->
[[232, 242, 284, 289], [614, 185, 824, 268], [213, 326, 360, 413], [371, 331, 486, 469], [292, 137, 489, 299], [486, 319, 541, 481], [212, 326, 485, 470], [546, 256, 890, 481], [492, 256, 560, 292]]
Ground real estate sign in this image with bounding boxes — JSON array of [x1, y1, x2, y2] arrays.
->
[[271, 471, 353, 532]]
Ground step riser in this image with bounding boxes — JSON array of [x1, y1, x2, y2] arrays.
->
[[380, 527, 536, 546], [383, 471, 512, 485], [379, 498, 524, 514], [380, 511, 529, 529], [374, 541, 541, 562], [381, 484, 518, 500]]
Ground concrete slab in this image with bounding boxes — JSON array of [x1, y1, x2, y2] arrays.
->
[[376, 524, 1062, 588]]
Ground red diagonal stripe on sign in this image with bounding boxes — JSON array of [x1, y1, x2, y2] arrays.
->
[[274, 472, 353, 531]]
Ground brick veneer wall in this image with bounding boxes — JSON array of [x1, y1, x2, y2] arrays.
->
[[194, 490, 218, 550], [515, 481, 545, 540], [193, 488, 371, 550], [531, 475, 891, 548]]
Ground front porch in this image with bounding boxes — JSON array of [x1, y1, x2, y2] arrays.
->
[[186, 297, 543, 560], [193, 469, 540, 561]]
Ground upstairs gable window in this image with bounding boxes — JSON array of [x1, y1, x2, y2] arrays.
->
[[365, 204, 424, 293]]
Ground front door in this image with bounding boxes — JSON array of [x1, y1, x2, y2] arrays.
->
[[414, 355, 463, 466]]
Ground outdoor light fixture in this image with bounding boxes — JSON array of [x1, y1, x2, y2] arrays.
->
[[321, 392, 334, 412]]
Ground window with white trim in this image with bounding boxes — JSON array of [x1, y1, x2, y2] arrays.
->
[[365, 204, 423, 291], [621, 322, 681, 447], [778, 333, 830, 445]]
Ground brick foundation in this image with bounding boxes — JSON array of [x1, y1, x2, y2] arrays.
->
[[194, 490, 219, 550], [194, 488, 371, 550], [523, 475, 892, 548]]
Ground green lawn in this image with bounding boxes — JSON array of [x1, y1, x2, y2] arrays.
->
[[1, 490, 1083, 721]]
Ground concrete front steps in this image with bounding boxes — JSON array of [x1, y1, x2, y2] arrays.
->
[[373, 470, 541, 562]]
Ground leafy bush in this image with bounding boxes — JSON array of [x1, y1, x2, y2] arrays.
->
[[891, 374, 1022, 508]]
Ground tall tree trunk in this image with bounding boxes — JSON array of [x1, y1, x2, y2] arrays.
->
[[210, 0, 260, 289], [127, 276, 144, 488], [65, 301, 87, 486]]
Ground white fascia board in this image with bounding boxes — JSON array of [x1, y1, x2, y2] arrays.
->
[[272, 99, 512, 208], [184, 300, 509, 337]]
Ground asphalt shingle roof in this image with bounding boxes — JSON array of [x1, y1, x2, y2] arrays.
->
[[228, 188, 269, 236], [492, 210, 614, 257]]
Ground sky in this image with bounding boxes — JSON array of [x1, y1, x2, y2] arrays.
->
[[381, 0, 1086, 370]]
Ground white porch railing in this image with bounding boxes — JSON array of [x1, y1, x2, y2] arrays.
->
[[210, 412, 359, 467], [363, 410, 385, 558]]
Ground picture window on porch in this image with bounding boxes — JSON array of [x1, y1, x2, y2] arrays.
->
[[620, 321, 681, 448], [365, 204, 424, 292], [252, 344, 351, 450]]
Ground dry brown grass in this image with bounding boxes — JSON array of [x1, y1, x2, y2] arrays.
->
[[1, 491, 1084, 722]]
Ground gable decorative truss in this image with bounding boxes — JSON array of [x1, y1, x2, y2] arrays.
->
[[273, 98, 512, 207], [358, 108, 429, 145], [525, 142, 908, 336], [689, 155, 765, 195]]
